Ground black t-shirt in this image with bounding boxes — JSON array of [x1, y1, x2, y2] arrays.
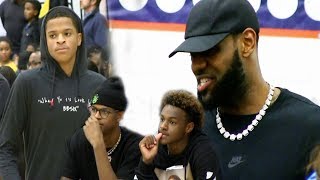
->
[[62, 126, 142, 180], [203, 88, 320, 180]]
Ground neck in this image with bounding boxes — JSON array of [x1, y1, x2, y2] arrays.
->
[[84, 6, 97, 14], [167, 135, 189, 155], [28, 18, 36, 23], [219, 80, 270, 115], [0, 60, 10, 65], [103, 127, 121, 149], [59, 59, 75, 77]]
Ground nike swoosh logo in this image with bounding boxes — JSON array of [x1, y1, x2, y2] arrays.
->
[[228, 160, 245, 168]]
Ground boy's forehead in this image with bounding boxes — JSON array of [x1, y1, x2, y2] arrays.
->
[[24, 2, 32, 6], [46, 17, 76, 31]]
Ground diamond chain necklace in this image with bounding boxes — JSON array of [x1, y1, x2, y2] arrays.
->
[[216, 84, 275, 141], [107, 132, 121, 162]]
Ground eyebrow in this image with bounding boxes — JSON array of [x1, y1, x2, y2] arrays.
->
[[47, 28, 74, 33]]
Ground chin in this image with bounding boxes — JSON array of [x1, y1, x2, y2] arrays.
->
[[159, 138, 168, 145]]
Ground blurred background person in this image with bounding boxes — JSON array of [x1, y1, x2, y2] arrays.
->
[[80, 0, 109, 57], [0, 73, 9, 118], [27, 50, 41, 69], [87, 45, 111, 78], [0, 65, 16, 87], [306, 145, 320, 180], [0, 36, 17, 73], [17, 49, 32, 73], [0, 0, 27, 56], [20, 0, 41, 52], [87, 59, 99, 73]]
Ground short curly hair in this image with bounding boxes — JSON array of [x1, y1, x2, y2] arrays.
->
[[159, 89, 204, 130]]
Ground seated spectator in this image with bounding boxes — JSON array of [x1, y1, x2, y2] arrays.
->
[[0, 66, 16, 87], [87, 45, 112, 78], [0, 36, 18, 72], [26, 42, 38, 52], [88, 60, 99, 73], [18, 50, 32, 72], [135, 90, 220, 179], [20, 0, 41, 52], [61, 76, 143, 180], [27, 50, 41, 69]]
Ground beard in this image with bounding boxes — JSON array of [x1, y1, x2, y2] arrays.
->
[[198, 49, 248, 110]]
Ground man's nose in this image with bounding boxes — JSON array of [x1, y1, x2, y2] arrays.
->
[[57, 34, 66, 43], [191, 56, 208, 74], [160, 121, 168, 130], [94, 110, 102, 118]]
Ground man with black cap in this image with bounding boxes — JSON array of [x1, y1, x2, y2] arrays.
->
[[169, 0, 320, 179], [61, 76, 142, 180]]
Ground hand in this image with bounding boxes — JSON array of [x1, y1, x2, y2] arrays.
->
[[83, 117, 105, 149], [139, 133, 162, 165]]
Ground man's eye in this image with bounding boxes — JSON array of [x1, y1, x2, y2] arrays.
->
[[49, 34, 56, 38], [101, 110, 110, 115]]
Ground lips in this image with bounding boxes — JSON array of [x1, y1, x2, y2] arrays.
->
[[197, 77, 213, 92], [55, 47, 68, 52], [159, 132, 169, 138]]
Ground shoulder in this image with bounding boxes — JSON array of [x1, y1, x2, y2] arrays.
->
[[0, 74, 9, 87], [81, 71, 106, 87], [94, 11, 106, 20], [187, 130, 218, 162], [277, 88, 319, 108], [121, 127, 143, 140], [189, 130, 215, 150], [121, 127, 143, 148], [274, 88, 320, 120], [273, 88, 320, 139], [11, 70, 37, 88], [68, 128, 88, 149], [84, 70, 105, 81]]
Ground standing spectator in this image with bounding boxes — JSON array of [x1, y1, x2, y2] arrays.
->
[[169, 0, 320, 179], [80, 0, 109, 52], [0, 6, 105, 179], [20, 0, 41, 52], [38, 0, 68, 29], [0, 73, 9, 117], [50, 0, 68, 9], [0, 36, 17, 73], [0, 0, 27, 56], [0, 0, 6, 36]]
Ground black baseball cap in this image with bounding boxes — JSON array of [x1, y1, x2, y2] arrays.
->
[[169, 0, 259, 58]]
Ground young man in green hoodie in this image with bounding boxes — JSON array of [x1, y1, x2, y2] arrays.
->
[[0, 6, 105, 179]]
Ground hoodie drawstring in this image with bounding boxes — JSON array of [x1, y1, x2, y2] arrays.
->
[[49, 68, 56, 109]]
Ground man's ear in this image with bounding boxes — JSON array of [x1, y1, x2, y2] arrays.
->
[[77, 33, 82, 46], [240, 28, 257, 58], [116, 111, 124, 123], [186, 122, 194, 134]]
